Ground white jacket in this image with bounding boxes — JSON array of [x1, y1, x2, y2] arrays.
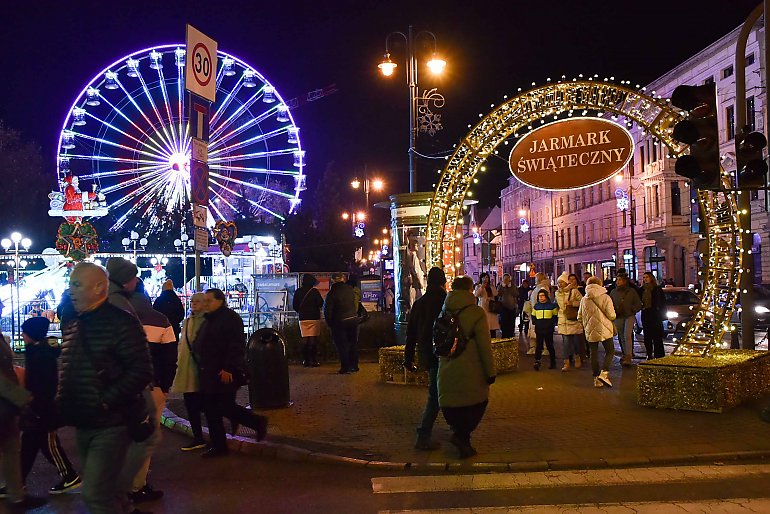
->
[[578, 284, 616, 342], [555, 286, 583, 335]]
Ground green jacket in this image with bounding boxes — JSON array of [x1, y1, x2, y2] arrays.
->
[[437, 290, 496, 408]]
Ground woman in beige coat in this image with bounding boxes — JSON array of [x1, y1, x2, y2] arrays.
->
[[170, 293, 206, 451], [474, 272, 500, 338], [555, 272, 584, 371]]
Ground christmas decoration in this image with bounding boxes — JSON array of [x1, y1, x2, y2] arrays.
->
[[214, 220, 238, 257], [55, 221, 99, 261]]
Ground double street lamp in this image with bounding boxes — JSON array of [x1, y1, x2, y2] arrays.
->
[[614, 173, 639, 281], [378, 27, 446, 193], [121, 231, 148, 261], [518, 202, 535, 271], [2, 232, 31, 347], [174, 233, 195, 302]]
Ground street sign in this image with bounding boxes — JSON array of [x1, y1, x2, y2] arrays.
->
[[191, 160, 209, 205], [188, 95, 210, 142], [185, 25, 218, 103], [194, 226, 209, 252], [191, 137, 208, 162], [193, 203, 207, 228]]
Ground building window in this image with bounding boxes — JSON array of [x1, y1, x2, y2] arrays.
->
[[629, 156, 635, 177], [722, 65, 734, 79], [554, 230, 559, 251], [653, 184, 660, 218], [559, 197, 564, 216], [640, 146, 646, 168], [671, 181, 681, 215], [746, 53, 755, 66], [560, 229, 565, 249], [582, 188, 587, 208], [704, 76, 714, 85], [747, 96, 756, 132], [567, 228, 572, 248], [652, 140, 658, 162], [598, 184, 603, 203], [590, 223, 595, 243], [582, 225, 587, 245], [575, 225, 579, 247], [622, 209, 627, 228], [726, 105, 735, 141]]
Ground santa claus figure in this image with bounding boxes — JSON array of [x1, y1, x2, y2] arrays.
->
[[63, 175, 97, 212]]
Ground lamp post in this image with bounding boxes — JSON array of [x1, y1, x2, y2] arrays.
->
[[174, 233, 195, 305], [519, 202, 534, 272], [378, 27, 446, 193], [121, 231, 148, 261], [1, 232, 31, 348], [351, 173, 384, 214], [614, 174, 639, 281]]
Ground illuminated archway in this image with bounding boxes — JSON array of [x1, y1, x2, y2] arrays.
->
[[426, 79, 741, 356]]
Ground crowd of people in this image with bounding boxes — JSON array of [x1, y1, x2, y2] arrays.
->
[[0, 258, 266, 512]]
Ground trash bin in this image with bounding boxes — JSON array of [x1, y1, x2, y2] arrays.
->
[[247, 328, 291, 408]]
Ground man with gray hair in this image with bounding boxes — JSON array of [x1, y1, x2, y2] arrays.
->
[[56, 262, 152, 513]]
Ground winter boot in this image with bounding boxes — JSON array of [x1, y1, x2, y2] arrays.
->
[[533, 360, 541, 371], [561, 359, 571, 372], [575, 355, 582, 369], [598, 370, 613, 387]]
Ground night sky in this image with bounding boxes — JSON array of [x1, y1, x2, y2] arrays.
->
[[0, 0, 762, 241]]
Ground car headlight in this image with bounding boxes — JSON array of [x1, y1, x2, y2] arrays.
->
[[666, 311, 679, 319], [755, 305, 770, 314]]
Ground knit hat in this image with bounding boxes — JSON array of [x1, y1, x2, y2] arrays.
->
[[22, 317, 50, 341], [106, 257, 138, 286], [557, 271, 570, 286], [427, 267, 446, 288]]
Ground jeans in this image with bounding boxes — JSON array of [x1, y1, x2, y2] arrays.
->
[[441, 400, 488, 445], [416, 365, 440, 440], [589, 338, 615, 376], [0, 421, 23, 502], [76, 425, 132, 514], [561, 334, 579, 359], [183, 392, 205, 441], [535, 332, 556, 364], [614, 315, 636, 357], [331, 322, 358, 372]]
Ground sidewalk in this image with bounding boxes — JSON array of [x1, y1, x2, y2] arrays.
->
[[164, 349, 770, 471]]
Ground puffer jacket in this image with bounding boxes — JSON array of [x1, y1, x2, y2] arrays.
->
[[56, 301, 153, 429], [578, 284, 617, 342], [437, 289, 496, 408], [153, 289, 185, 339], [323, 281, 357, 326], [555, 286, 584, 335], [192, 304, 246, 393]]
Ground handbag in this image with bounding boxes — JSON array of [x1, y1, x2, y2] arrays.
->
[[357, 302, 370, 324], [488, 299, 503, 314], [564, 290, 579, 321]]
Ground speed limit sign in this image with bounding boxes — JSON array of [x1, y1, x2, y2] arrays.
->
[[185, 24, 218, 102]]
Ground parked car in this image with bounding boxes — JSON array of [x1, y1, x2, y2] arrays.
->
[[732, 285, 770, 331], [635, 286, 700, 338]]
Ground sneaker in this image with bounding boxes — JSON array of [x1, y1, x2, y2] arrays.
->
[[621, 355, 633, 367], [180, 440, 207, 451], [130, 484, 164, 503], [598, 370, 613, 387], [49, 474, 81, 495], [593, 377, 604, 388], [561, 360, 571, 372]]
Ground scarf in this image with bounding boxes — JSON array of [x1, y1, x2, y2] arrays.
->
[[642, 283, 654, 310], [185, 312, 205, 343]]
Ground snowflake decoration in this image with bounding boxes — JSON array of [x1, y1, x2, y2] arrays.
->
[[417, 111, 443, 136]]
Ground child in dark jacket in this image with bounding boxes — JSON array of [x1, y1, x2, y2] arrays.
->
[[532, 290, 559, 371], [19, 317, 81, 494]]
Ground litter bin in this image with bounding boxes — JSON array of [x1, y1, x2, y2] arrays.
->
[[247, 328, 291, 408]]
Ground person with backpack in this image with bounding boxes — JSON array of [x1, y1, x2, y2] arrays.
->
[[532, 290, 559, 371], [579, 276, 617, 388], [436, 276, 496, 459], [404, 267, 447, 451]]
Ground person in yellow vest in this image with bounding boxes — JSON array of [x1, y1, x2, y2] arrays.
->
[[531, 290, 558, 371]]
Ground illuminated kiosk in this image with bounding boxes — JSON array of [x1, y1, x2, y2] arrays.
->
[[421, 79, 770, 411]]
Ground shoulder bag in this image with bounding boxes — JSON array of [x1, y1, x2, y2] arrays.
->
[[564, 289, 579, 321]]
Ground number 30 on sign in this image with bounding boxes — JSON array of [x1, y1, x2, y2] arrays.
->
[[185, 24, 218, 103]]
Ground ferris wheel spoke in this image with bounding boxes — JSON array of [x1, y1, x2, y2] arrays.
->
[[209, 172, 294, 199], [134, 67, 178, 154], [68, 129, 168, 163], [114, 77, 175, 154], [64, 154, 162, 166], [208, 177, 285, 221], [209, 147, 295, 163], [208, 107, 278, 152], [83, 111, 169, 161], [77, 163, 169, 181], [101, 168, 167, 196], [177, 64, 185, 150], [156, 67, 181, 153], [209, 87, 264, 140], [209, 127, 289, 157], [208, 164, 299, 177], [210, 77, 244, 126], [97, 94, 170, 158]]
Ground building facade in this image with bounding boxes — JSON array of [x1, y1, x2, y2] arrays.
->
[[501, 19, 770, 286]]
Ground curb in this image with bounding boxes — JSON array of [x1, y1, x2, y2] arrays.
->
[[160, 409, 770, 472]]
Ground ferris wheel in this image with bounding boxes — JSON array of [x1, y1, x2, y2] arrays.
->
[[52, 44, 306, 235]]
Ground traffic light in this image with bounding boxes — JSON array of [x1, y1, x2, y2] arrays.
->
[[736, 127, 768, 189], [670, 83, 721, 189]]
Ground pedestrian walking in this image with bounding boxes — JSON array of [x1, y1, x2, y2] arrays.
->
[[555, 272, 583, 371], [474, 272, 500, 338], [57, 262, 153, 514], [578, 276, 617, 388], [532, 289, 558, 370], [18, 317, 80, 495], [610, 274, 643, 366], [497, 274, 518, 338], [404, 267, 447, 451], [153, 279, 185, 341], [170, 293, 207, 451], [438, 276, 496, 459], [527, 273, 553, 354], [347, 274, 363, 372], [194, 288, 267, 458], [640, 272, 666, 359], [106, 256, 139, 317], [293, 274, 324, 367], [516, 279, 530, 335], [323, 273, 359, 374]]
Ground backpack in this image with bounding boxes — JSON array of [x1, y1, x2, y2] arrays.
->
[[433, 305, 471, 358]]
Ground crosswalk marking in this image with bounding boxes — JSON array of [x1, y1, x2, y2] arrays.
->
[[377, 498, 770, 513], [371, 463, 770, 494]]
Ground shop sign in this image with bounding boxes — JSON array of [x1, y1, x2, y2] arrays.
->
[[509, 118, 634, 191]]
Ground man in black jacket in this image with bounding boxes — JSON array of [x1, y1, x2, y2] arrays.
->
[[153, 279, 185, 340], [194, 288, 267, 458], [323, 273, 358, 374], [404, 267, 446, 451], [57, 262, 152, 514]]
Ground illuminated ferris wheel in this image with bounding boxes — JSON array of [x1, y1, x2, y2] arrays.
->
[[52, 44, 306, 235]]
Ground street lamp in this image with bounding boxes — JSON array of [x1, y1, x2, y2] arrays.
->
[[1, 232, 31, 348], [614, 173, 639, 281], [174, 233, 195, 301], [378, 26, 446, 193], [351, 175, 385, 211], [121, 230, 148, 261], [518, 202, 534, 271]]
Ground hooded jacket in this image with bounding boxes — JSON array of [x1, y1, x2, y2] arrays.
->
[[108, 280, 137, 317], [437, 289, 496, 408], [405, 284, 446, 370], [610, 285, 643, 318], [578, 283, 617, 342]]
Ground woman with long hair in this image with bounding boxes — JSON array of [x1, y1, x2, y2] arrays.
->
[[640, 272, 666, 359], [293, 274, 324, 367], [474, 272, 500, 338]]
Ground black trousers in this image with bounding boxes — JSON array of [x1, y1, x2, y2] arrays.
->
[[149, 342, 178, 393], [20, 429, 76, 483], [499, 307, 516, 338], [641, 310, 665, 358], [203, 391, 266, 450], [441, 400, 488, 444], [331, 322, 358, 372], [183, 392, 205, 441], [535, 332, 556, 364]]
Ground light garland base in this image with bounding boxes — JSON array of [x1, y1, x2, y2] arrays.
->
[[637, 350, 770, 413], [378, 338, 519, 385]]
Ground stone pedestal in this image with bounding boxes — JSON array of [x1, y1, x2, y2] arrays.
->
[[637, 350, 770, 413], [378, 338, 519, 385]]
